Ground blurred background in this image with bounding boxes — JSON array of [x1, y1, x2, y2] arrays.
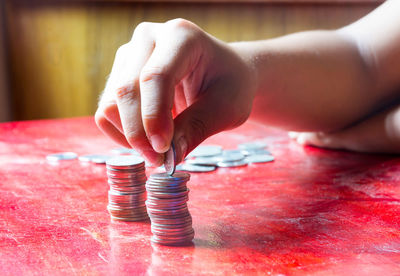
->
[[0, 0, 382, 122]]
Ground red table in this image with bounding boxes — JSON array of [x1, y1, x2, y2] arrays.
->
[[1, 117, 400, 275]]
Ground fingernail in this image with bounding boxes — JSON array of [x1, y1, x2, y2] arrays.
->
[[175, 136, 188, 164], [150, 134, 169, 153]]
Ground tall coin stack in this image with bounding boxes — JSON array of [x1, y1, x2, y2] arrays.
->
[[106, 156, 149, 221], [146, 172, 194, 245]]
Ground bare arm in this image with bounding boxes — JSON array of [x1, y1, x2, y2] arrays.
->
[[232, 0, 400, 132]]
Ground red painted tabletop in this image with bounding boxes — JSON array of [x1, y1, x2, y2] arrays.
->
[[1, 117, 400, 275]]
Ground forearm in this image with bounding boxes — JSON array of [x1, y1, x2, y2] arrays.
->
[[231, 30, 381, 132], [231, 0, 400, 132]]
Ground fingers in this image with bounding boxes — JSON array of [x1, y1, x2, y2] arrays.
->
[[289, 131, 344, 149], [98, 22, 164, 166], [140, 19, 203, 154], [171, 80, 241, 164], [95, 109, 131, 148]]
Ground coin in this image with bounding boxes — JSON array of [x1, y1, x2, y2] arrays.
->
[[245, 154, 275, 164], [78, 154, 100, 162], [164, 142, 176, 176], [91, 155, 113, 164], [106, 155, 145, 169], [146, 172, 194, 246], [186, 156, 219, 166], [187, 145, 222, 158], [215, 152, 244, 162], [217, 159, 248, 168], [111, 147, 140, 155], [176, 163, 217, 172], [46, 152, 78, 161], [106, 155, 148, 221]]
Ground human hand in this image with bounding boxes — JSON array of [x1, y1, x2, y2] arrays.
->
[[95, 19, 256, 166]]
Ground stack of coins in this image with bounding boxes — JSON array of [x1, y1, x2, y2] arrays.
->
[[106, 156, 148, 221], [146, 172, 194, 245]]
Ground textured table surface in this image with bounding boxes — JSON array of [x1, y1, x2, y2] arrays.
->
[[1, 117, 400, 275]]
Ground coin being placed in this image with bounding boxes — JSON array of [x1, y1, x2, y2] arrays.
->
[[164, 142, 176, 176], [46, 152, 78, 162], [176, 163, 216, 173], [187, 145, 223, 158], [245, 154, 274, 164], [186, 156, 219, 166]]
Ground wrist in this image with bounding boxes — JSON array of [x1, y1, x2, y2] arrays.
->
[[229, 41, 259, 101]]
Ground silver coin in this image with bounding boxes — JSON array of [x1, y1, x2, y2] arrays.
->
[[164, 142, 176, 176], [187, 145, 222, 158], [146, 171, 194, 246], [91, 155, 113, 164], [186, 156, 219, 166], [215, 152, 244, 162], [110, 147, 140, 155], [245, 154, 275, 164], [78, 154, 100, 162], [46, 152, 78, 161], [106, 155, 145, 168], [221, 149, 243, 155], [217, 159, 248, 168], [176, 163, 217, 172], [238, 141, 267, 151], [106, 155, 148, 221], [240, 148, 272, 156]]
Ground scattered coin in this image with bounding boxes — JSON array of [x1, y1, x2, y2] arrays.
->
[[146, 172, 194, 245], [215, 152, 245, 162], [217, 159, 248, 168], [111, 147, 140, 155], [221, 149, 243, 155], [78, 154, 100, 162], [186, 156, 219, 166], [238, 141, 267, 153], [164, 142, 176, 176], [106, 156, 148, 221], [46, 152, 78, 162], [188, 145, 223, 158], [245, 154, 275, 164], [176, 163, 217, 172], [91, 155, 113, 164], [247, 149, 272, 156]]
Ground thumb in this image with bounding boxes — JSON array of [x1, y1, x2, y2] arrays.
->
[[172, 83, 238, 164]]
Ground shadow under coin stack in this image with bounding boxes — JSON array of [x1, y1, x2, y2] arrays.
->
[[106, 156, 149, 221], [146, 172, 194, 245]]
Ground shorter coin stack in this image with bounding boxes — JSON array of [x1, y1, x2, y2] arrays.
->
[[106, 156, 148, 221], [146, 172, 194, 245]]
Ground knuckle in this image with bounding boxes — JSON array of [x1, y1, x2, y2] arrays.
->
[[166, 18, 193, 30], [140, 66, 172, 85], [115, 86, 134, 102], [115, 43, 130, 58], [132, 22, 152, 39]]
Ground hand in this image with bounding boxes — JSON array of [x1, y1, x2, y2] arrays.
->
[[95, 19, 256, 166]]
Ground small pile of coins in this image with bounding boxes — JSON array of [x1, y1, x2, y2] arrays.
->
[[146, 172, 194, 245], [106, 156, 149, 221], [177, 141, 274, 172]]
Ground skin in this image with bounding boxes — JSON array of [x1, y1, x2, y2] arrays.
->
[[96, 0, 400, 166]]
